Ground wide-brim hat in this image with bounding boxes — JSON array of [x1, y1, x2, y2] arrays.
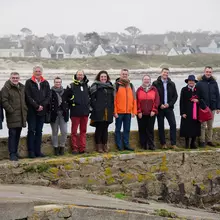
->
[[185, 75, 198, 83]]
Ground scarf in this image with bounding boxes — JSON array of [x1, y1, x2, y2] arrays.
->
[[52, 86, 64, 106], [142, 83, 151, 92], [90, 81, 113, 95], [118, 78, 130, 87], [188, 85, 195, 91]]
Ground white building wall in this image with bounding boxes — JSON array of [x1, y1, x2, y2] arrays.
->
[[167, 48, 178, 56], [40, 48, 51, 58], [94, 45, 107, 57], [0, 49, 24, 57]]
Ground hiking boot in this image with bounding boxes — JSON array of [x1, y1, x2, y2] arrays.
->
[[36, 153, 46, 158], [54, 148, 59, 156], [170, 145, 178, 150], [149, 146, 156, 151], [207, 142, 216, 147], [59, 147, 65, 155], [10, 154, 18, 161], [97, 144, 104, 153], [103, 144, 109, 153], [161, 144, 168, 149]]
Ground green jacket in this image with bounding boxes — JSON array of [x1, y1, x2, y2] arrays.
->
[[1, 80, 27, 128]]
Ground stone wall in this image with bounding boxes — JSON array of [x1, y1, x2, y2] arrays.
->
[[1, 128, 220, 159], [0, 150, 220, 207]]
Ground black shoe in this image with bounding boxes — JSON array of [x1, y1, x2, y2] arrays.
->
[[59, 147, 65, 155], [29, 152, 36, 158], [117, 146, 123, 151], [10, 154, 18, 161], [200, 142, 206, 147], [207, 142, 216, 147], [190, 143, 198, 149], [124, 147, 134, 151], [36, 153, 45, 158], [149, 146, 156, 151], [79, 151, 85, 154], [54, 148, 59, 156]]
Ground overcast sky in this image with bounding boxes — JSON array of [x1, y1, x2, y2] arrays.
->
[[0, 0, 219, 36]]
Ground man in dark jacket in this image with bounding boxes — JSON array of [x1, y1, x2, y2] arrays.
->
[[1, 72, 27, 161], [152, 68, 178, 149], [196, 66, 220, 147], [25, 65, 50, 158], [65, 70, 90, 154]]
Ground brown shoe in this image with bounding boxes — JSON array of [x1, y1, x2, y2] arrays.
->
[[170, 145, 178, 149], [97, 144, 104, 153], [103, 144, 109, 153], [161, 144, 168, 149]]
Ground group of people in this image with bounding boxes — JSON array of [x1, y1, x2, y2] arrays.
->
[[0, 65, 219, 161]]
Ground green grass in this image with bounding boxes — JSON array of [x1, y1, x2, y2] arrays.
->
[[114, 193, 127, 200], [5, 54, 220, 69]]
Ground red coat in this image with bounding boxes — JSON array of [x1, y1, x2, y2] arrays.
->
[[136, 86, 160, 115]]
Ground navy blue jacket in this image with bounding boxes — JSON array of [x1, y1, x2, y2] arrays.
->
[[196, 75, 220, 111]]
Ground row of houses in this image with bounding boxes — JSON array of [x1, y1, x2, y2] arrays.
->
[[0, 34, 220, 58]]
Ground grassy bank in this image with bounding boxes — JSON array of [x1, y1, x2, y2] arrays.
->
[[2, 54, 220, 70]]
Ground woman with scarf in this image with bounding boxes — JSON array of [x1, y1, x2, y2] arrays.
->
[[50, 77, 69, 155], [136, 75, 160, 150], [90, 70, 114, 153], [180, 75, 201, 149]]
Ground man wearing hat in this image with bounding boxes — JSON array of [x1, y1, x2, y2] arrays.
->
[[196, 66, 220, 147], [179, 75, 201, 149]]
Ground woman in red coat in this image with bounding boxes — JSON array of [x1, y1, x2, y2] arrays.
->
[[136, 75, 160, 150]]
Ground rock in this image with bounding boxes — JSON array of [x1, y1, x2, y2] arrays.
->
[[57, 208, 71, 218], [212, 204, 220, 212]]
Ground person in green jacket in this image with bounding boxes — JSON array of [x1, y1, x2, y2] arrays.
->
[[1, 72, 27, 161]]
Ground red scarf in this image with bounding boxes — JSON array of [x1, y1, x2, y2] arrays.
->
[[31, 75, 45, 83]]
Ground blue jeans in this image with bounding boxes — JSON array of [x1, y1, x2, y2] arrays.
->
[[115, 114, 131, 150], [27, 110, 45, 156]]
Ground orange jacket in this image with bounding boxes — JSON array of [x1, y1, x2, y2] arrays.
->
[[114, 80, 137, 115]]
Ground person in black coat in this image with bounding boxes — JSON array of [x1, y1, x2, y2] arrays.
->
[[25, 65, 50, 158], [50, 77, 69, 156], [196, 66, 220, 147], [0, 90, 3, 130], [180, 75, 201, 149], [152, 68, 178, 149], [65, 70, 90, 154], [90, 70, 114, 153]]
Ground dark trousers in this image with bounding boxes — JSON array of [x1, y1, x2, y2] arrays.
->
[[137, 115, 156, 149], [115, 114, 131, 150], [95, 121, 109, 144], [27, 111, 45, 156], [157, 108, 176, 146], [8, 127, 22, 156]]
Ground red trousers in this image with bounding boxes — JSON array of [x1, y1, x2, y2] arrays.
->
[[71, 116, 88, 152]]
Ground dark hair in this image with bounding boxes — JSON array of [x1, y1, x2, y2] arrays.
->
[[161, 68, 169, 72], [95, 70, 110, 82], [10, 72, 19, 76], [205, 66, 212, 70], [54, 76, 62, 83], [121, 68, 129, 72]]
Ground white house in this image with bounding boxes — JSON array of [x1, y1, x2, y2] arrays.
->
[[40, 48, 51, 58], [208, 39, 218, 49], [167, 48, 180, 56], [93, 45, 107, 57], [0, 47, 24, 57], [71, 46, 88, 58]]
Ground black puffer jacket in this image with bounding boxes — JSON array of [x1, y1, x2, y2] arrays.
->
[[196, 75, 220, 111], [25, 77, 51, 116], [90, 81, 114, 125], [65, 75, 90, 117], [152, 76, 178, 109], [50, 89, 69, 123], [0, 91, 3, 130]]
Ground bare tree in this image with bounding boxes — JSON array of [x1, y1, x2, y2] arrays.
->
[[125, 26, 141, 44]]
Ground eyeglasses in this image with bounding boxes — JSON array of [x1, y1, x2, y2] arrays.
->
[[205, 71, 212, 73], [11, 77, 19, 80]]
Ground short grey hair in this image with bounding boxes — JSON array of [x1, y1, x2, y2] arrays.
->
[[10, 72, 19, 76], [33, 65, 43, 72]]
